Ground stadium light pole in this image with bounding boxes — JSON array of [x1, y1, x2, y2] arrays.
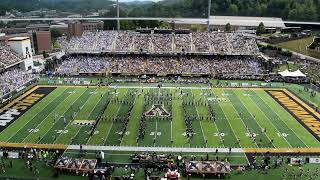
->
[[117, 0, 120, 31], [208, 0, 211, 31]]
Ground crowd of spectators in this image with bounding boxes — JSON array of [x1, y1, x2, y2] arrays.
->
[[56, 56, 109, 75], [133, 33, 151, 52], [0, 69, 36, 96], [66, 31, 117, 52], [115, 31, 134, 51], [56, 55, 264, 77], [193, 32, 211, 52], [175, 34, 192, 52], [0, 46, 22, 70], [62, 31, 259, 54], [152, 34, 173, 52]]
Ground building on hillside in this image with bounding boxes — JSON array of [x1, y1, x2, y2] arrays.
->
[[68, 21, 104, 37], [50, 23, 69, 34], [33, 31, 52, 53], [0, 28, 28, 35], [82, 21, 104, 32], [68, 22, 83, 37], [0, 25, 53, 54], [26, 24, 50, 32]]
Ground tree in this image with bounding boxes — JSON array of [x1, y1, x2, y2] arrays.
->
[[50, 28, 62, 39], [256, 22, 266, 35], [225, 23, 232, 33], [288, 9, 299, 20], [227, 4, 238, 15], [42, 51, 49, 58]]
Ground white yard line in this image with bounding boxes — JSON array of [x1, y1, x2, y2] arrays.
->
[[67, 145, 245, 153], [154, 119, 158, 146], [235, 91, 273, 145], [191, 90, 209, 148], [222, 90, 259, 148], [86, 91, 109, 145], [63, 151, 248, 158], [20, 88, 74, 143], [216, 90, 246, 148], [257, 91, 309, 148], [170, 121, 173, 142], [246, 91, 292, 148], [55, 88, 101, 144], [5, 88, 66, 142], [120, 89, 138, 146], [200, 89, 225, 148], [31, 89, 87, 143], [102, 89, 129, 145]]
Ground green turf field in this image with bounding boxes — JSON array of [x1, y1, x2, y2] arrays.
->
[[0, 85, 319, 149]]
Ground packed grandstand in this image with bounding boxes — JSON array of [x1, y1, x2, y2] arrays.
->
[[0, 29, 319, 98], [59, 31, 260, 55]]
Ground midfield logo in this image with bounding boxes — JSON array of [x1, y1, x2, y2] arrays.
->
[[145, 104, 170, 117]]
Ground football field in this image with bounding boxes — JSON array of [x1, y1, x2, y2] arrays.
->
[[0, 85, 319, 152]]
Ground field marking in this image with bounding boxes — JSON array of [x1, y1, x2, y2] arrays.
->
[[13, 88, 71, 143], [63, 151, 248, 159], [86, 91, 115, 145], [219, 89, 258, 148], [217, 97, 245, 148], [103, 89, 128, 145], [199, 89, 225, 148], [245, 91, 292, 148], [40, 84, 287, 92], [244, 148, 320, 153], [118, 89, 137, 145], [257, 91, 309, 148], [154, 119, 158, 146], [53, 88, 99, 144], [231, 90, 273, 147], [0, 86, 39, 113], [120, 89, 138, 146], [0, 142, 67, 149], [30, 88, 87, 144], [85, 90, 109, 145], [97, 90, 122, 145], [30, 88, 87, 143], [154, 88, 161, 146], [283, 89, 320, 119], [3, 88, 66, 142], [191, 90, 210, 148], [170, 121, 173, 142], [68, 144, 245, 153]]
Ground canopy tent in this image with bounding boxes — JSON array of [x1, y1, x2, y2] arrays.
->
[[278, 69, 306, 77]]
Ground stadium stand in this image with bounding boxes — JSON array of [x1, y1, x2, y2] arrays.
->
[[0, 68, 36, 96], [0, 46, 23, 69], [61, 31, 259, 55], [56, 55, 264, 77]]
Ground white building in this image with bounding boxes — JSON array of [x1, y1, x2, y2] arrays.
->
[[8, 37, 34, 71]]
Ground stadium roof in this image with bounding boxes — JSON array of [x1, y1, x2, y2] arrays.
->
[[209, 16, 286, 28], [8, 37, 30, 41], [171, 16, 286, 28], [279, 69, 306, 77]]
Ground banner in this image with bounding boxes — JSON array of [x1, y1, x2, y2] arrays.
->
[[309, 158, 320, 164]]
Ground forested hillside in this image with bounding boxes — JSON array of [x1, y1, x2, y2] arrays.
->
[[0, 0, 319, 21]]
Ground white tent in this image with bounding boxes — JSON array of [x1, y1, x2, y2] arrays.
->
[[278, 69, 306, 77]]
